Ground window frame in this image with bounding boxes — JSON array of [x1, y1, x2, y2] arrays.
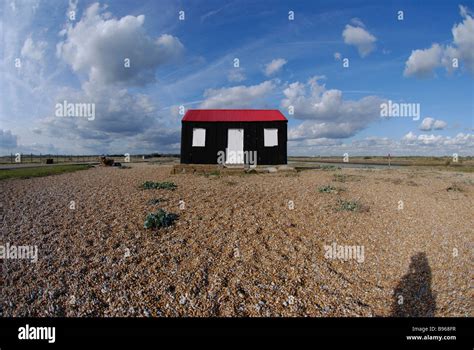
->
[[192, 128, 206, 147], [263, 128, 278, 147]]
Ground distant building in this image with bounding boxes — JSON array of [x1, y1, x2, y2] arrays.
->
[[180, 109, 287, 165]]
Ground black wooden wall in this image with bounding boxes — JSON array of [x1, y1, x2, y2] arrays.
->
[[180, 121, 287, 165]]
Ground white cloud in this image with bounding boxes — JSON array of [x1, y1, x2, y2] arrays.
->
[[342, 21, 376, 57], [34, 80, 183, 154], [350, 17, 366, 28], [403, 131, 418, 143], [404, 5, 474, 77], [281, 76, 385, 139], [21, 36, 47, 61], [450, 5, 474, 72], [404, 44, 443, 78], [433, 119, 447, 130], [264, 58, 287, 76], [402, 132, 474, 147], [57, 3, 184, 86], [26, 3, 186, 154], [200, 80, 275, 108], [42, 84, 158, 139], [288, 132, 474, 156], [419, 117, 447, 131]]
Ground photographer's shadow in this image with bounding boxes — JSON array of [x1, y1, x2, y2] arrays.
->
[[391, 252, 436, 317]]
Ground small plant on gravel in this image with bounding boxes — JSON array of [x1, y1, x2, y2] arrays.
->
[[141, 181, 177, 190], [318, 185, 337, 193], [144, 209, 178, 229], [446, 183, 463, 192], [321, 165, 336, 171], [336, 199, 368, 212], [148, 198, 167, 205], [333, 173, 346, 182]]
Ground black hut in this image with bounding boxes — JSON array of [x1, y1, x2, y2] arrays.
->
[[180, 109, 287, 165]]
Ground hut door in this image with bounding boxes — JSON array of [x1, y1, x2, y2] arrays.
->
[[226, 129, 244, 164]]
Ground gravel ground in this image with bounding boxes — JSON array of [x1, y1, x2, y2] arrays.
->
[[1, 163, 472, 317]]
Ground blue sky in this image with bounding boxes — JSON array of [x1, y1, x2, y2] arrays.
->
[[0, 0, 473, 156]]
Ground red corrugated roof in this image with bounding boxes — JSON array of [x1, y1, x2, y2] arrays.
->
[[182, 109, 287, 122]]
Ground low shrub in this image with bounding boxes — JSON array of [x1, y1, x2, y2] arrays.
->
[[320, 165, 337, 171], [333, 174, 346, 182], [141, 181, 177, 190], [144, 209, 178, 229], [336, 199, 368, 212], [148, 198, 167, 205], [318, 185, 337, 193], [446, 183, 463, 192]]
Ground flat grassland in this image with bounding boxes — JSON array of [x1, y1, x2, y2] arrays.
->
[[1, 163, 472, 316], [0, 164, 92, 180]]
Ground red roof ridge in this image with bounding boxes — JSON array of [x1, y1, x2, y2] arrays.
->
[[182, 109, 287, 122]]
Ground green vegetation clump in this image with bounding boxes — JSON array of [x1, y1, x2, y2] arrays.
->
[[320, 165, 337, 171], [0, 164, 91, 180], [318, 185, 337, 193], [337, 199, 368, 212], [144, 209, 178, 229], [446, 183, 463, 192], [141, 181, 177, 190], [148, 198, 167, 205], [333, 174, 347, 182]]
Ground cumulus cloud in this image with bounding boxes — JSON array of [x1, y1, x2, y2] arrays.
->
[[199, 80, 275, 108], [403, 44, 443, 78], [280, 76, 385, 139], [36, 78, 183, 154], [21, 36, 47, 61], [419, 117, 447, 131], [404, 5, 474, 77], [56, 3, 184, 86], [41, 84, 157, 141], [342, 20, 376, 57], [288, 132, 474, 156], [29, 2, 187, 154], [402, 131, 473, 148], [264, 58, 287, 76], [0, 129, 18, 149]]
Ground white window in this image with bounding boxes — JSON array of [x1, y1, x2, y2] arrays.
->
[[192, 128, 206, 147], [264, 128, 278, 147]]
